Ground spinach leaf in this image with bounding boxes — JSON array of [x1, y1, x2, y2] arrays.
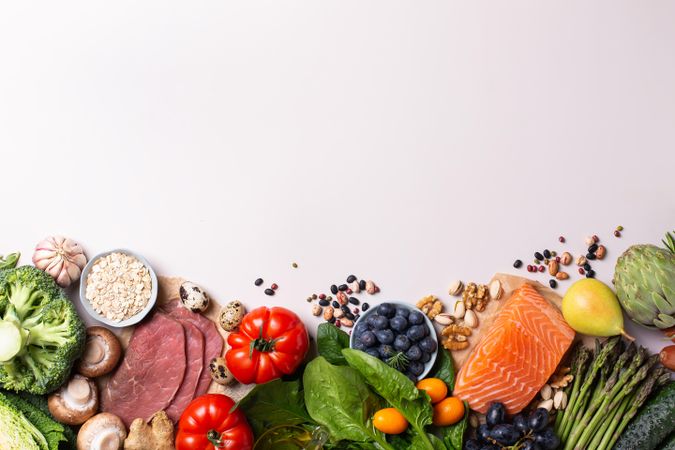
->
[[342, 349, 437, 450], [0, 252, 19, 271], [429, 348, 455, 391], [236, 378, 311, 436], [317, 323, 351, 365], [304, 356, 393, 450], [435, 401, 469, 450]]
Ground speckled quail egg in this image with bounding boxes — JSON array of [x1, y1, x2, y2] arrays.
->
[[218, 301, 245, 331], [209, 357, 235, 385], [179, 281, 210, 313]]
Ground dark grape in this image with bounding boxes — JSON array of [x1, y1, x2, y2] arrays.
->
[[513, 413, 529, 434], [477, 424, 491, 443], [463, 439, 481, 450], [374, 329, 394, 344], [419, 336, 437, 353], [486, 402, 506, 427], [520, 441, 541, 450], [390, 316, 408, 332], [490, 424, 520, 446], [408, 310, 425, 325], [393, 334, 412, 352], [480, 444, 500, 450], [377, 303, 396, 318], [528, 408, 549, 432], [359, 331, 376, 347], [534, 428, 560, 450]]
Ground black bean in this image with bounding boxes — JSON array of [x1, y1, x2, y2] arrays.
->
[[346, 275, 357, 283], [338, 284, 348, 292], [327, 316, 336, 324], [534, 252, 544, 260], [586, 269, 596, 278], [319, 299, 330, 306], [549, 279, 557, 289], [543, 249, 551, 259], [349, 297, 360, 305], [331, 301, 340, 308], [264, 288, 275, 296], [583, 263, 591, 271], [354, 314, 360, 322], [586, 253, 597, 260], [359, 280, 367, 290], [341, 305, 351, 314], [513, 259, 523, 268], [362, 302, 370, 311], [254, 278, 264, 286], [330, 284, 338, 294], [345, 312, 355, 320], [588, 243, 598, 253]]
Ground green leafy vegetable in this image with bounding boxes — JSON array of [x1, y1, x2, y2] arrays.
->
[[429, 348, 455, 391], [0, 390, 48, 449], [317, 323, 350, 365], [303, 356, 393, 450], [0, 252, 19, 271], [342, 349, 435, 450], [1, 391, 69, 449]]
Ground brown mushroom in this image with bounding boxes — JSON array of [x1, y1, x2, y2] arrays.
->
[[77, 413, 127, 450], [77, 326, 122, 378], [48, 374, 99, 425]]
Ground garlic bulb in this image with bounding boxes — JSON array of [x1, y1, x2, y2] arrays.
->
[[33, 236, 87, 287]]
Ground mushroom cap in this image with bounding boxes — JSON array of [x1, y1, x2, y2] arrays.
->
[[48, 374, 99, 425], [77, 413, 127, 450], [77, 326, 122, 378]]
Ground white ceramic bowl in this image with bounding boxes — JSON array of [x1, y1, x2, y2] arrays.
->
[[78, 249, 158, 328], [349, 301, 438, 380]]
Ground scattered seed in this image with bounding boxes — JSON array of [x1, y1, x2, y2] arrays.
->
[[586, 253, 597, 260], [540, 384, 553, 401], [538, 265, 545, 273], [614, 230, 621, 237], [362, 302, 370, 312], [327, 316, 336, 324], [359, 280, 366, 290], [353, 308, 360, 313], [549, 279, 558, 289], [319, 299, 330, 306], [434, 314, 455, 325], [319, 293, 326, 300], [555, 271, 569, 280], [543, 249, 551, 259], [326, 295, 332, 301], [583, 263, 591, 271], [311, 305, 322, 316], [550, 251, 557, 257], [576, 255, 587, 266], [353, 314, 360, 322], [593, 235, 599, 243], [306, 297, 313, 302], [616, 225, 624, 231], [344, 311, 355, 321], [292, 262, 298, 268], [331, 300, 339, 308], [338, 284, 348, 291], [513, 259, 523, 268], [346, 275, 357, 283], [489, 279, 503, 300], [464, 310, 479, 328], [448, 280, 464, 296], [559, 236, 566, 243], [335, 320, 341, 327], [586, 269, 596, 278], [346, 288, 353, 295], [365, 280, 378, 294], [538, 399, 554, 411], [553, 390, 567, 409], [578, 268, 585, 275], [349, 297, 360, 305], [330, 284, 338, 294], [561, 252, 573, 265], [588, 243, 598, 253], [534, 252, 544, 261], [264, 288, 275, 296], [271, 283, 278, 290], [254, 278, 264, 286], [596, 245, 606, 259], [585, 236, 595, 246], [555, 256, 561, 263], [544, 258, 550, 265]]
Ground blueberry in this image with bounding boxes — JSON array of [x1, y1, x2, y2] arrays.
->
[[377, 303, 396, 318], [404, 371, 418, 382], [534, 428, 560, 450], [408, 310, 425, 325], [365, 348, 380, 358], [378, 344, 396, 359], [477, 424, 491, 443], [359, 331, 377, 347], [528, 408, 549, 432], [374, 329, 394, 345], [395, 307, 410, 318], [370, 315, 389, 330], [354, 322, 368, 335], [407, 324, 427, 341], [405, 345, 422, 361], [486, 402, 506, 426], [390, 316, 408, 332], [352, 340, 366, 351], [393, 334, 412, 352], [409, 361, 424, 376], [513, 414, 529, 434], [464, 439, 481, 450], [419, 336, 437, 353], [490, 424, 520, 446], [420, 351, 431, 363]]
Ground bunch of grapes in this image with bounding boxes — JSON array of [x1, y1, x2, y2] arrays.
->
[[464, 403, 560, 450]]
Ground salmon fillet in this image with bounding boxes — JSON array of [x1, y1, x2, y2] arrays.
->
[[453, 284, 575, 414]]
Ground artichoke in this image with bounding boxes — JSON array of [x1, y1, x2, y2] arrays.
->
[[613, 232, 675, 329]]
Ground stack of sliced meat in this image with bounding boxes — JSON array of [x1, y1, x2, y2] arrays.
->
[[101, 300, 223, 427]]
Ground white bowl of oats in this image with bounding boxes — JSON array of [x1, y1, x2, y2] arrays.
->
[[79, 249, 158, 328]]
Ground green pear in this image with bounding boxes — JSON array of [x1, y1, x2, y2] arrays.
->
[[562, 278, 633, 339]]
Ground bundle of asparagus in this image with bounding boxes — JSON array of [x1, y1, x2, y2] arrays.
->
[[553, 336, 669, 450]]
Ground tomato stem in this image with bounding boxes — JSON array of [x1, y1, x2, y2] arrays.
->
[[249, 325, 279, 357], [206, 430, 224, 448]]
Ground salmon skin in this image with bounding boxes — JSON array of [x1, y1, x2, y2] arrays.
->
[[453, 284, 575, 414]]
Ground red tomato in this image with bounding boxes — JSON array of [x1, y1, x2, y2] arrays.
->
[[225, 306, 309, 384], [176, 394, 253, 450]]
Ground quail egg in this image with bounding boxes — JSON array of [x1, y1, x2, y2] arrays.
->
[[219, 301, 245, 331], [209, 357, 235, 385], [179, 281, 209, 313]]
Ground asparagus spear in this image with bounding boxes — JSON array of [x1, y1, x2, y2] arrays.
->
[[565, 344, 645, 450], [588, 394, 630, 450], [555, 344, 591, 433], [560, 337, 622, 443]]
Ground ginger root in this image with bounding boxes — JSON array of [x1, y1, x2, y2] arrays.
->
[[124, 411, 175, 450]]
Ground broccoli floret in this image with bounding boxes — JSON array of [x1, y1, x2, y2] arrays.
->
[[0, 266, 85, 395]]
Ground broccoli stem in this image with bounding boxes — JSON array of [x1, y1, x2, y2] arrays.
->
[[0, 320, 26, 362]]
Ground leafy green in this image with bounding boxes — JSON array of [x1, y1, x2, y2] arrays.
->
[[0, 391, 48, 449], [429, 348, 455, 392], [236, 378, 311, 437], [303, 356, 393, 450], [317, 323, 351, 365], [0, 252, 19, 271], [1, 391, 69, 450], [342, 349, 435, 450]]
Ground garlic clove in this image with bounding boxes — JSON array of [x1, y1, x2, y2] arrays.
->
[[47, 258, 65, 279], [53, 236, 66, 246], [65, 262, 81, 281]]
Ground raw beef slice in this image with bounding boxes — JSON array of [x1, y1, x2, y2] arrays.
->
[[165, 320, 204, 422], [165, 301, 224, 395], [101, 313, 187, 427]]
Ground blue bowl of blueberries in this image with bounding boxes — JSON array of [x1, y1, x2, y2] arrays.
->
[[349, 302, 438, 382]]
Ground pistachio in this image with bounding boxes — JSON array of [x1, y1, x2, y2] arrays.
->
[[464, 310, 478, 328], [596, 245, 606, 260], [548, 260, 559, 276], [576, 255, 587, 266], [540, 384, 552, 401], [556, 271, 569, 280], [553, 390, 567, 409], [489, 279, 503, 300], [448, 280, 464, 296], [451, 300, 466, 319], [537, 399, 554, 411], [311, 305, 322, 316], [469, 414, 479, 428], [561, 252, 573, 266], [434, 314, 455, 326]]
